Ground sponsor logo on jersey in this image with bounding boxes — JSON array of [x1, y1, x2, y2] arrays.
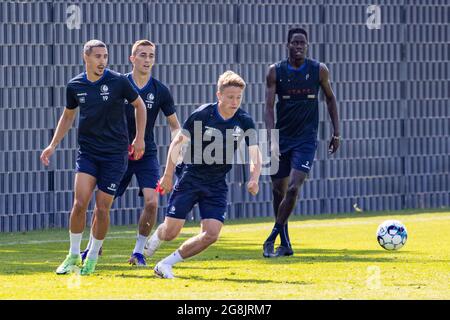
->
[[301, 161, 311, 170], [204, 126, 220, 137]]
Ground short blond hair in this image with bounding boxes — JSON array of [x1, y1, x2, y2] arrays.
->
[[217, 70, 246, 92], [131, 40, 155, 56]]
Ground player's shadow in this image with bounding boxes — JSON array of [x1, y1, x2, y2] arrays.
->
[[167, 275, 314, 286], [114, 272, 314, 286], [182, 244, 422, 264]]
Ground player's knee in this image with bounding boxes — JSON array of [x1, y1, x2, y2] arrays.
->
[[273, 188, 286, 199], [95, 205, 110, 219], [161, 227, 179, 241], [202, 232, 220, 245], [286, 186, 300, 199], [72, 199, 89, 214], [144, 199, 157, 213]]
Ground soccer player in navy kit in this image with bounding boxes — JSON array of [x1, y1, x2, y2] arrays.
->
[[144, 71, 262, 278], [40, 40, 147, 275], [81, 40, 181, 267], [263, 28, 340, 257]]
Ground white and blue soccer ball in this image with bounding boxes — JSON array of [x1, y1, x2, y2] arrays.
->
[[376, 220, 408, 250]]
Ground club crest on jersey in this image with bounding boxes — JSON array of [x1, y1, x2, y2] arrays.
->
[[232, 126, 243, 141], [145, 93, 155, 109], [100, 84, 110, 101]]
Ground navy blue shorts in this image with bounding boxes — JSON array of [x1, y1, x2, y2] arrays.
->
[[166, 177, 228, 223], [271, 139, 318, 179], [115, 155, 160, 198], [75, 150, 128, 196]]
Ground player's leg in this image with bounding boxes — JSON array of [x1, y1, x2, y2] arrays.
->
[[82, 158, 133, 262], [80, 152, 128, 275], [273, 168, 308, 256], [144, 177, 197, 258], [273, 141, 317, 257], [56, 172, 96, 274], [138, 188, 159, 235], [263, 151, 291, 257], [80, 189, 115, 275], [154, 219, 223, 279], [129, 157, 160, 266], [272, 177, 289, 218], [149, 217, 185, 279], [81, 215, 102, 263], [263, 176, 289, 256], [153, 181, 223, 279], [129, 188, 158, 266], [144, 216, 186, 259], [179, 218, 222, 258]]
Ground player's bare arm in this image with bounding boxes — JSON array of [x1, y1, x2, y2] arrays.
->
[[265, 64, 278, 156], [40, 107, 78, 166], [130, 96, 147, 160], [319, 63, 340, 154], [159, 131, 190, 194], [248, 145, 262, 196], [167, 113, 181, 140]]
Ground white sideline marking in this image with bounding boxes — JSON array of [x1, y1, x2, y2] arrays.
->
[[0, 215, 448, 247]]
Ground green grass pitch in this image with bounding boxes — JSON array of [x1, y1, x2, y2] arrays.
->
[[0, 209, 449, 299]]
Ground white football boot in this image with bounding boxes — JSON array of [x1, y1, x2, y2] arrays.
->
[[154, 261, 174, 279]]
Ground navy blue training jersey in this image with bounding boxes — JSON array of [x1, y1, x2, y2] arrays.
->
[[124, 73, 176, 157], [180, 103, 257, 182], [275, 58, 321, 141], [66, 69, 139, 155]]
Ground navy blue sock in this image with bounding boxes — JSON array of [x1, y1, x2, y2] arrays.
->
[[266, 223, 283, 243], [279, 223, 290, 247]]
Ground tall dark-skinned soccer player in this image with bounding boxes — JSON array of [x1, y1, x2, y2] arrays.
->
[[263, 28, 340, 258]]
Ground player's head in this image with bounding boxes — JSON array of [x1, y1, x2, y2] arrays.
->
[[83, 39, 108, 77], [216, 71, 246, 114], [287, 27, 308, 60], [130, 40, 156, 75]]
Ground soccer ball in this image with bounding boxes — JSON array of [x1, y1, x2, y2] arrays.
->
[[376, 220, 407, 250]]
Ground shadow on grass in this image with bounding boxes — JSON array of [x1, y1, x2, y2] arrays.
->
[[113, 272, 314, 286], [2, 244, 445, 276]]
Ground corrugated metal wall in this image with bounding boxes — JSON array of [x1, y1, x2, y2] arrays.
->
[[0, 0, 449, 232]]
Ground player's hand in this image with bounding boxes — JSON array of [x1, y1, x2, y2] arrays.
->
[[40, 145, 55, 166], [159, 175, 173, 195], [328, 135, 340, 154], [247, 180, 259, 196], [131, 138, 145, 160]]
